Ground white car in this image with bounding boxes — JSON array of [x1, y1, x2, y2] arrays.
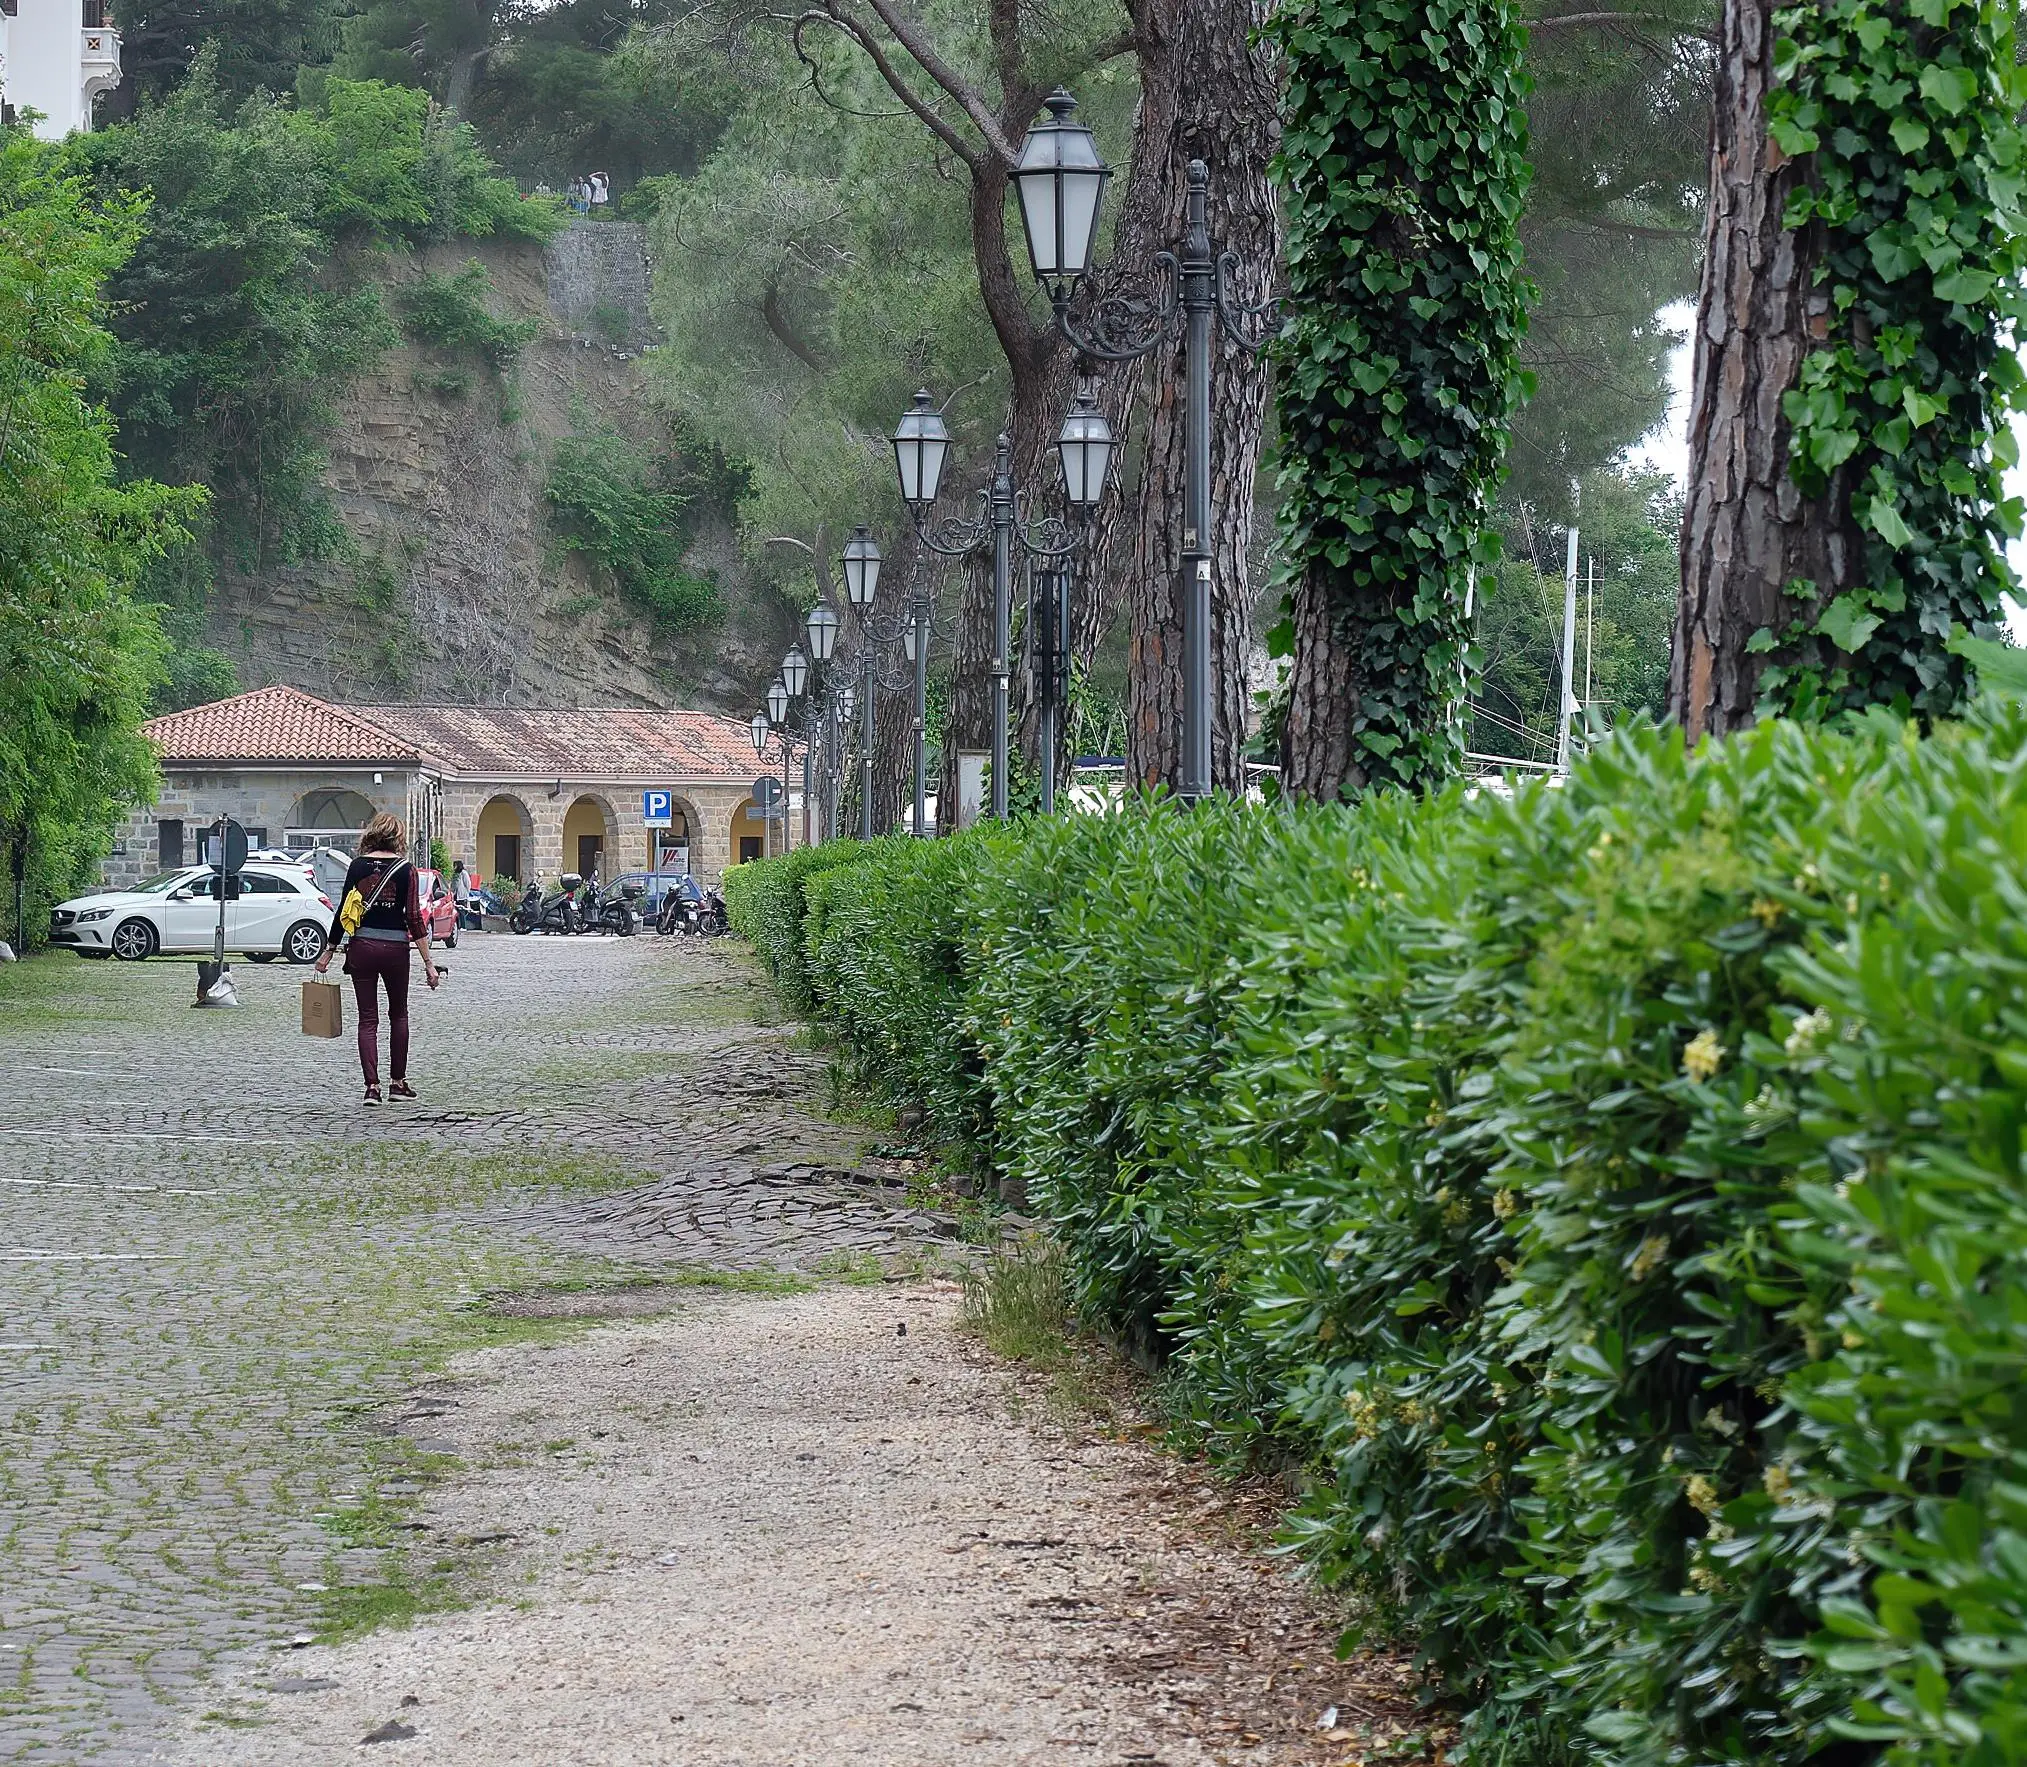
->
[[49, 865, 335, 965]]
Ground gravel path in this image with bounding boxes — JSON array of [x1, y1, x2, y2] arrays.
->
[[162, 1285, 1425, 1766], [0, 934, 957, 1763]]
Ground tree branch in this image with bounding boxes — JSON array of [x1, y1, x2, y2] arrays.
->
[[793, 9, 982, 167], [855, 0, 1019, 163], [761, 282, 824, 370], [1525, 10, 1718, 41]]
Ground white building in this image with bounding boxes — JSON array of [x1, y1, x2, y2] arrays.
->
[[0, 0, 121, 139]]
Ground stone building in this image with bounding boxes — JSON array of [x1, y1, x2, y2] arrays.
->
[[111, 685, 804, 890], [1, 0, 121, 139]]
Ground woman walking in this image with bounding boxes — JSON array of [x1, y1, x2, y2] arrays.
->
[[314, 813, 440, 1106]]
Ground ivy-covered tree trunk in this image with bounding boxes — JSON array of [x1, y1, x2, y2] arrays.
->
[[1672, 0, 2025, 741], [1271, 0, 1531, 802]]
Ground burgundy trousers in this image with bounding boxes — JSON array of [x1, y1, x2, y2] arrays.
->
[[345, 938, 410, 1086]]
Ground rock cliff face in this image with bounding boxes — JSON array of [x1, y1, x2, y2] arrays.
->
[[207, 221, 792, 711]]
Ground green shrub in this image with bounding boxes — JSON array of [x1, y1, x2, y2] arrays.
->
[[544, 427, 719, 629], [721, 838, 873, 1012], [727, 704, 2027, 1767], [396, 262, 539, 372]]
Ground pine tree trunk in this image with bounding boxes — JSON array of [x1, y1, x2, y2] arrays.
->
[[1112, 0, 1281, 794], [1670, 0, 1855, 743]]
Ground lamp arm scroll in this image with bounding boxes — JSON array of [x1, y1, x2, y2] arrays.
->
[[908, 507, 994, 559], [1212, 251, 1283, 356], [1051, 251, 1180, 363]]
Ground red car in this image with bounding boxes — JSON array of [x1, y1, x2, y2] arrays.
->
[[414, 867, 460, 948]]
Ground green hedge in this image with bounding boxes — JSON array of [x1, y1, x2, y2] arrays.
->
[[729, 707, 2027, 1767]]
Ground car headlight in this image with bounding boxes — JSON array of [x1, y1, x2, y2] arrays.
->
[[75, 907, 114, 923]]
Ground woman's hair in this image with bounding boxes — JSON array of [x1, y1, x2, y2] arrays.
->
[[359, 811, 406, 855]]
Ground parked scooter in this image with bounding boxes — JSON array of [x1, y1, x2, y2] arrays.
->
[[658, 881, 727, 937], [510, 874, 586, 935], [657, 876, 705, 936], [579, 876, 640, 936]]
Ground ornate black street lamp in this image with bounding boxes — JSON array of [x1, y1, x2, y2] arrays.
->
[[1011, 89, 1276, 801], [842, 526, 881, 839], [891, 386, 1113, 820]]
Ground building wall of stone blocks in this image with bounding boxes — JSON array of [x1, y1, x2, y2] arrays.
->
[[436, 779, 798, 888], [101, 769, 420, 891]]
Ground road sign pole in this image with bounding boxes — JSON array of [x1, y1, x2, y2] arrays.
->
[[197, 815, 246, 1008]]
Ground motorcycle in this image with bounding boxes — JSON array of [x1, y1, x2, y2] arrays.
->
[[510, 874, 586, 935], [579, 876, 639, 936], [659, 884, 727, 937]]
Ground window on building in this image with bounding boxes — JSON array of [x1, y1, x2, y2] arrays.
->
[[492, 834, 521, 882], [243, 827, 268, 848], [158, 820, 184, 868], [739, 836, 762, 864], [82, 0, 106, 25]]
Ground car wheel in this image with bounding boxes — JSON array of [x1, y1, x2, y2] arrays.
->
[[283, 921, 327, 965], [444, 930, 458, 949], [110, 918, 157, 961]]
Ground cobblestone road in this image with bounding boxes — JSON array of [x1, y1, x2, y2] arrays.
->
[[0, 932, 951, 1764]]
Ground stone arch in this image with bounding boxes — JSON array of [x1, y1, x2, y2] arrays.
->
[[287, 787, 377, 849], [562, 792, 620, 881], [729, 798, 769, 866], [652, 794, 706, 877], [475, 794, 534, 882]]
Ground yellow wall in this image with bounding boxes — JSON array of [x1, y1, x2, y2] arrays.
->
[[475, 796, 529, 879], [562, 796, 612, 878], [730, 798, 770, 863]]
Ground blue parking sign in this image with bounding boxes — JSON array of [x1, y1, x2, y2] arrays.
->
[[643, 790, 673, 828]]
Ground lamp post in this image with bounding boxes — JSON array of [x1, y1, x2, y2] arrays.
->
[[748, 708, 771, 856], [841, 525, 882, 840], [805, 602, 841, 841], [1011, 89, 1277, 802], [891, 386, 1112, 820]]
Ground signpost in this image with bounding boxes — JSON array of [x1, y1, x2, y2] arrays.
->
[[195, 815, 247, 1008], [643, 789, 673, 871], [752, 775, 783, 859]]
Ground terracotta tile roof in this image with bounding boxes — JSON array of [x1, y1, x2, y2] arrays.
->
[[359, 706, 797, 782], [144, 686, 419, 764]]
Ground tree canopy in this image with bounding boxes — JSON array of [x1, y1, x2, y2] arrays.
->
[[0, 127, 203, 922]]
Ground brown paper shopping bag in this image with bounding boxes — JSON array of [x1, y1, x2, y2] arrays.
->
[[301, 977, 344, 1039]]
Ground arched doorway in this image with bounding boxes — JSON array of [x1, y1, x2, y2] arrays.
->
[[287, 787, 377, 850], [475, 794, 533, 883], [730, 798, 768, 866], [652, 797, 704, 878], [563, 794, 618, 881]]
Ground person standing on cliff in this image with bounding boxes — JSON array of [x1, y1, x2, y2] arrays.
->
[[590, 172, 609, 213], [315, 813, 440, 1108]]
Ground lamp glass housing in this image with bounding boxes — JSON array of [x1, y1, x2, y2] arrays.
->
[[766, 678, 790, 724], [892, 390, 952, 508], [903, 620, 920, 664], [1056, 392, 1115, 509], [841, 526, 882, 607], [781, 644, 809, 698], [806, 602, 839, 663], [837, 683, 856, 723], [1014, 90, 1111, 302], [749, 711, 769, 755]]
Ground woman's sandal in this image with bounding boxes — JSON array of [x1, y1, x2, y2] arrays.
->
[[389, 1081, 416, 1101], [363, 1084, 383, 1107]]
